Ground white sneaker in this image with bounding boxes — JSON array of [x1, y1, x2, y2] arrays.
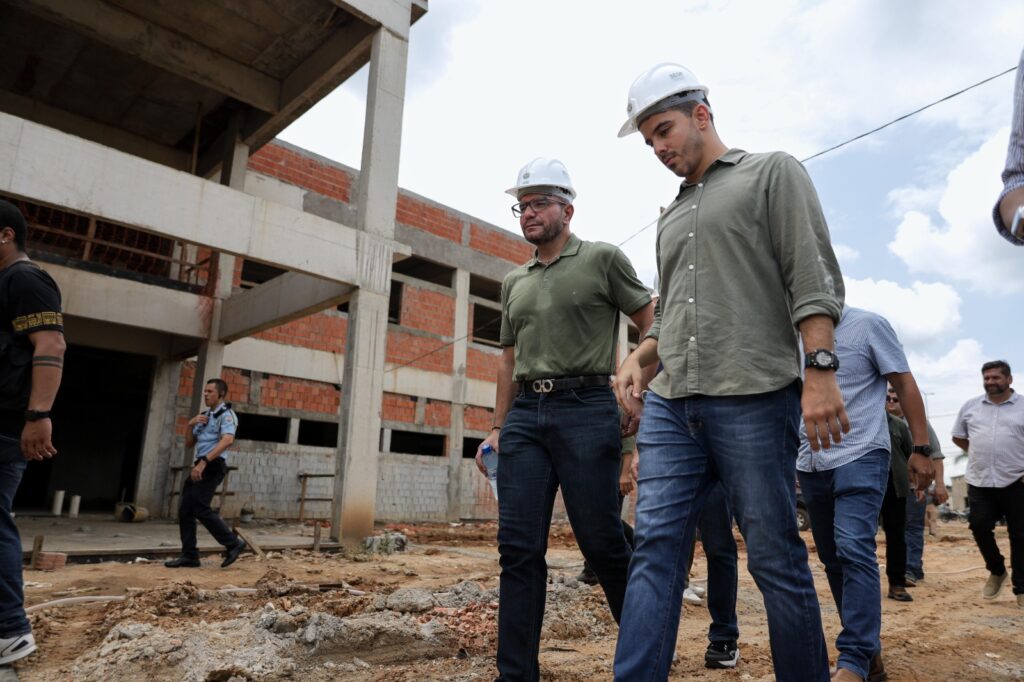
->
[[683, 587, 703, 605], [0, 633, 35, 665], [689, 584, 707, 598]]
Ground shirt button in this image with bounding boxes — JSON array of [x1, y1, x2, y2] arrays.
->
[[690, 336, 696, 341], [688, 264, 694, 270], [688, 297, 694, 303], [697, 183, 703, 188], [688, 232, 694, 237], [691, 204, 697, 209]]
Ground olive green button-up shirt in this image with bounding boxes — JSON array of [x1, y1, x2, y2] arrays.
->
[[648, 149, 844, 398], [501, 233, 651, 382]]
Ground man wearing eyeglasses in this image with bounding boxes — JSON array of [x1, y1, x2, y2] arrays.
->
[[476, 158, 654, 681], [884, 385, 947, 587]]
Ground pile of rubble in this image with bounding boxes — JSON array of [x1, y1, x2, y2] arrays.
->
[[40, 569, 613, 681]]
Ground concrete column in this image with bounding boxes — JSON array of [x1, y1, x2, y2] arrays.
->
[[333, 24, 409, 544], [134, 360, 182, 511], [288, 418, 301, 445], [446, 268, 470, 521]]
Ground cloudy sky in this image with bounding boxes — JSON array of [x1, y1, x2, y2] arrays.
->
[[281, 0, 1024, 483]]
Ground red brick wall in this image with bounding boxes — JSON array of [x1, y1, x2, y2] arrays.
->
[[254, 311, 347, 353], [248, 144, 352, 203], [386, 331, 453, 373], [260, 376, 340, 414], [469, 223, 533, 264], [400, 285, 455, 336], [467, 347, 501, 381], [424, 400, 451, 428], [396, 195, 463, 242], [464, 405, 494, 432], [382, 393, 416, 423]]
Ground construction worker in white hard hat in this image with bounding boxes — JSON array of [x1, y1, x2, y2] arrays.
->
[[476, 158, 654, 681], [611, 63, 849, 682]]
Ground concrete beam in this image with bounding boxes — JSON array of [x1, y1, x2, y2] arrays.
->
[[329, 0, 413, 40], [44, 263, 207, 338], [218, 272, 355, 343], [8, 0, 280, 113], [0, 113, 403, 285], [0, 90, 189, 170]]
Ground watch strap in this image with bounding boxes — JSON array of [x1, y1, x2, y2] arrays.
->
[[24, 410, 51, 422]]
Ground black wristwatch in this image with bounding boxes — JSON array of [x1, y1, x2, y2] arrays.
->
[[24, 410, 51, 422], [912, 444, 933, 457], [804, 349, 839, 371]]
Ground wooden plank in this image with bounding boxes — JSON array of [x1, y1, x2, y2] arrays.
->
[[312, 522, 322, 552], [9, 0, 280, 113], [232, 526, 265, 559], [29, 536, 44, 568]]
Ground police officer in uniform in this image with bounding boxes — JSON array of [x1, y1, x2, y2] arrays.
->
[[165, 378, 247, 568]]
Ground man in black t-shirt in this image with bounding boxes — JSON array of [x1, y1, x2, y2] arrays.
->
[[0, 199, 66, 666]]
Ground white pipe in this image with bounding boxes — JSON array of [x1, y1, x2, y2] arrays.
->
[[25, 587, 258, 614], [68, 495, 81, 519], [50, 490, 65, 517]]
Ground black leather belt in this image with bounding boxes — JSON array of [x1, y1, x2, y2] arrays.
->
[[522, 375, 609, 394]]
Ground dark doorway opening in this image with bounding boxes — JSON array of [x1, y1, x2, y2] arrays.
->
[[14, 345, 154, 512]]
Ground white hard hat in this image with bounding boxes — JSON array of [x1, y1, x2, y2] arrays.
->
[[618, 63, 709, 138], [505, 158, 576, 202]]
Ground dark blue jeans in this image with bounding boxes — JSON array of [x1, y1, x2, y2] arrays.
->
[[798, 448, 889, 680], [905, 491, 927, 580], [687, 482, 739, 644], [0, 434, 29, 638], [496, 386, 630, 682], [614, 384, 827, 682]]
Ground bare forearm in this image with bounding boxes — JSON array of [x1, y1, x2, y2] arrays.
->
[[934, 459, 945, 486], [200, 436, 234, 461], [27, 335, 65, 411], [797, 314, 835, 352], [952, 436, 969, 452], [492, 348, 517, 428], [631, 337, 660, 370], [999, 186, 1024, 231]]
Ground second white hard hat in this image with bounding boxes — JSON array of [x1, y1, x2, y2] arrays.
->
[[618, 63, 709, 138], [505, 158, 576, 202]]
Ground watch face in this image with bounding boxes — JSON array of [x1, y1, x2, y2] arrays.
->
[[814, 351, 832, 366]]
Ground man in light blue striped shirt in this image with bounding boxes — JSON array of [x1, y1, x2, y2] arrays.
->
[[797, 307, 934, 682], [995, 46, 1024, 244]]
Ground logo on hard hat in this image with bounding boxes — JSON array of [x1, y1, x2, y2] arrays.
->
[[523, 172, 530, 179], [669, 71, 684, 80]]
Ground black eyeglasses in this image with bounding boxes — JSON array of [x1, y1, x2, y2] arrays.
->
[[886, 396, 899, 404], [511, 197, 565, 218]]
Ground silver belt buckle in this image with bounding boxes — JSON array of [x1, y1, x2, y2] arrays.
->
[[532, 379, 554, 393]]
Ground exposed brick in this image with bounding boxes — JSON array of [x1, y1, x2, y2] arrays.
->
[[469, 223, 533, 264], [34, 552, 67, 571], [424, 400, 451, 428], [467, 347, 501, 381], [382, 393, 416, 423], [464, 405, 494, 432], [396, 195, 462, 242], [400, 285, 455, 336], [386, 331, 453, 373], [254, 311, 347, 353], [248, 144, 352, 203]]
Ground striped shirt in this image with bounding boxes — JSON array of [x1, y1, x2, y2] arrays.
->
[[995, 47, 1024, 245], [798, 306, 910, 472], [952, 391, 1024, 488]]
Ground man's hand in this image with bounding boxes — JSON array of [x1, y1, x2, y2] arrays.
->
[[190, 459, 206, 482], [631, 450, 639, 482], [21, 419, 57, 461], [932, 482, 949, 506], [615, 355, 645, 417], [907, 453, 935, 500], [189, 414, 209, 427], [801, 370, 850, 451], [475, 431, 499, 476], [620, 400, 642, 437]]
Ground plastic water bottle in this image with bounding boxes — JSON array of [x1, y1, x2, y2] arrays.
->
[[481, 443, 499, 501]]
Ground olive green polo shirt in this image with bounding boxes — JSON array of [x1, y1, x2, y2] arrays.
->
[[500, 233, 651, 381], [887, 412, 911, 498], [648, 149, 844, 398]]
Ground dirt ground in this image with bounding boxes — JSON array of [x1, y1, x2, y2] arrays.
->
[[12, 519, 1024, 681]]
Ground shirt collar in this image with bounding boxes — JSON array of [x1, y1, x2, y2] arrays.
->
[[983, 390, 1018, 405], [528, 233, 581, 268], [679, 148, 747, 190]]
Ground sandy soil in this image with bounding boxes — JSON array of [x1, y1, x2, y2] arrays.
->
[[12, 519, 1024, 681]]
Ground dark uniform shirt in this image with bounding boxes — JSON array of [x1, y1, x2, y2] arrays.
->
[[0, 261, 64, 436], [887, 412, 911, 499]]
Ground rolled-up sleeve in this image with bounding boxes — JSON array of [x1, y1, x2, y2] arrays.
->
[[767, 154, 845, 326], [994, 47, 1024, 245]]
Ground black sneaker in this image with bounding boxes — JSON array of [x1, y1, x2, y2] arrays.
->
[[164, 555, 200, 568], [576, 565, 599, 586], [221, 538, 247, 568], [705, 641, 740, 669]]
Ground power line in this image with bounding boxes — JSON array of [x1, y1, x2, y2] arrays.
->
[[613, 64, 1019, 248]]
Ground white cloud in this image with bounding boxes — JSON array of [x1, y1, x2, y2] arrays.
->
[[843, 276, 961, 347], [888, 128, 1024, 294], [832, 243, 860, 263]]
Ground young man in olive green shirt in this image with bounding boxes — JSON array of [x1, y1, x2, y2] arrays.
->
[[476, 158, 653, 681], [613, 64, 846, 682]]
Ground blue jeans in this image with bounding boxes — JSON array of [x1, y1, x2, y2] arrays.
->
[[496, 386, 630, 682], [686, 482, 739, 643], [798, 448, 889, 680], [614, 384, 828, 682], [0, 434, 29, 638], [905, 491, 926, 580]]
